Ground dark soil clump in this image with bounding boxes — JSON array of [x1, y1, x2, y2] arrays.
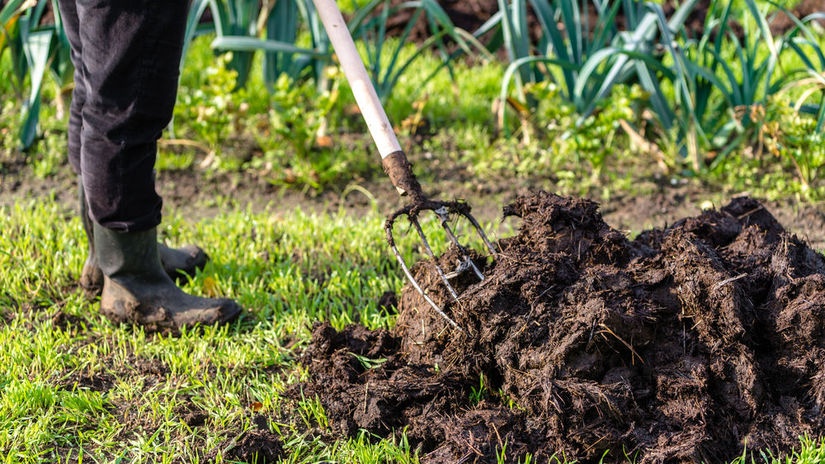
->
[[220, 429, 284, 464], [208, 415, 284, 464], [295, 191, 825, 463]]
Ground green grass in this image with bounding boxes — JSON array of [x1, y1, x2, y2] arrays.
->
[[2, 195, 825, 463], [0, 197, 411, 462]]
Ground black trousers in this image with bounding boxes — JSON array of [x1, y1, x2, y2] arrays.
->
[[58, 0, 189, 232]]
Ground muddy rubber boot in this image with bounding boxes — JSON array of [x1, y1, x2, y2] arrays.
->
[[94, 223, 242, 330], [79, 182, 209, 296], [157, 242, 210, 280]]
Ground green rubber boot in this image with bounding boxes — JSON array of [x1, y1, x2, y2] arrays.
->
[[94, 223, 242, 330], [79, 181, 208, 296]]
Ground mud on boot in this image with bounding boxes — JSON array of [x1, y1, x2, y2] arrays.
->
[[94, 223, 242, 331]]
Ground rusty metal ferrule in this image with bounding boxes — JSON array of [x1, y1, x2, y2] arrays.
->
[[382, 151, 426, 203]]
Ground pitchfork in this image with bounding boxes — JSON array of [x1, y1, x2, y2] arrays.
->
[[313, 0, 496, 331]]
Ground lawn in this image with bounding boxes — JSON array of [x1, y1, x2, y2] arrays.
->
[[0, 198, 415, 462]]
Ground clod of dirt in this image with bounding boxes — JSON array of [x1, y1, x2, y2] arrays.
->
[[221, 430, 284, 464], [212, 415, 284, 464], [58, 370, 115, 393], [175, 399, 208, 428], [50, 310, 87, 332], [295, 191, 825, 463]]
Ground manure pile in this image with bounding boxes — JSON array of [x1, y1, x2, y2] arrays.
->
[[296, 191, 825, 463]]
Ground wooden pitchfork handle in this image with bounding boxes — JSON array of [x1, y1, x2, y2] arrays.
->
[[311, 0, 427, 204], [313, 0, 470, 332]]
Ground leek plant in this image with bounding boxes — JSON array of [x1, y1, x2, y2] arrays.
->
[[771, 7, 825, 192], [493, 0, 699, 138], [341, 0, 485, 102], [659, 0, 785, 171], [781, 8, 825, 127], [202, 0, 262, 89], [202, 0, 330, 90], [0, 0, 72, 150], [655, 0, 824, 174], [489, 0, 824, 189], [197, 0, 475, 101]]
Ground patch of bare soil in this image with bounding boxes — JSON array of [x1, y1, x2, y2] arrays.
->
[[206, 415, 284, 464], [384, 0, 825, 46], [294, 191, 825, 463]]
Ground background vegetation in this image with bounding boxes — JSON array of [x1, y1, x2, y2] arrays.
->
[[2, 0, 824, 200]]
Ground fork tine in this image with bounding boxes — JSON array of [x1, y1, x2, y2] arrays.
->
[[455, 208, 498, 256], [386, 218, 463, 332], [409, 215, 461, 300], [433, 206, 484, 282]]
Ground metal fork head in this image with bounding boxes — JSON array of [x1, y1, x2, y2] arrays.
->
[[385, 198, 497, 332]]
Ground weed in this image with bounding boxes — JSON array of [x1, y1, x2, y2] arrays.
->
[[469, 373, 488, 405], [266, 72, 339, 159], [175, 54, 241, 168], [349, 352, 388, 370], [496, 440, 508, 464]]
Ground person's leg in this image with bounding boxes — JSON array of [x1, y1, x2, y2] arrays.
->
[[56, 0, 84, 176], [59, 0, 214, 297], [75, 0, 176, 230], [58, 0, 102, 292], [68, 0, 241, 328]]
